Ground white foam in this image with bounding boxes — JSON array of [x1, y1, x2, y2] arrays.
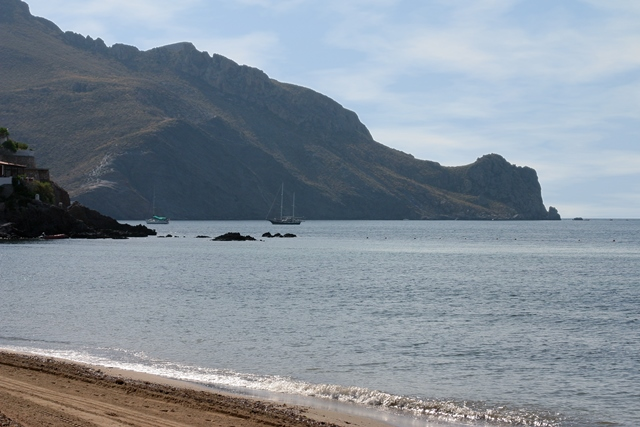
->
[[1, 345, 562, 426]]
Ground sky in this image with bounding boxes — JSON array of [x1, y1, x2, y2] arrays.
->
[[22, 0, 640, 218]]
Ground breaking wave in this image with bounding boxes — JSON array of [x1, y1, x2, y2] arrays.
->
[[2, 345, 564, 427]]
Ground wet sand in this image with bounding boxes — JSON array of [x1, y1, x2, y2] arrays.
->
[[0, 351, 391, 427]]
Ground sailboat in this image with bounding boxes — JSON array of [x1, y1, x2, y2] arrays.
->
[[146, 187, 169, 224], [147, 215, 169, 225], [268, 184, 302, 225]]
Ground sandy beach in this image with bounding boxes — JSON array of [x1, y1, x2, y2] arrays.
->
[[0, 351, 392, 427]]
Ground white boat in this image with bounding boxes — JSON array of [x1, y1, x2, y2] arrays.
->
[[146, 215, 169, 224], [146, 187, 169, 224], [268, 184, 302, 225]]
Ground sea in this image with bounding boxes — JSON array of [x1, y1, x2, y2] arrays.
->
[[1, 220, 638, 427]]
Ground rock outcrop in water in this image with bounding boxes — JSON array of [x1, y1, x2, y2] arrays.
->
[[213, 232, 256, 241]]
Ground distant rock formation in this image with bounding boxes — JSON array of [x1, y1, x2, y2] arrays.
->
[[448, 153, 561, 220], [548, 207, 561, 220], [0, 0, 560, 220]]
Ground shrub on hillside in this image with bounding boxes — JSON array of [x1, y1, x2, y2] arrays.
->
[[2, 139, 29, 153], [7, 176, 54, 205]]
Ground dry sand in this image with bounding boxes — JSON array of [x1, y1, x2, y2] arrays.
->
[[0, 351, 393, 427]]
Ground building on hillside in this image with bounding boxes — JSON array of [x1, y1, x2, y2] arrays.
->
[[0, 160, 26, 185], [0, 149, 50, 182]]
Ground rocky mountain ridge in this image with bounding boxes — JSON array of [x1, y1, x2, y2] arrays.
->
[[0, 0, 560, 220]]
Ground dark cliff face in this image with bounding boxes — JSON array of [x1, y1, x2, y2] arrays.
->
[[448, 154, 550, 220], [0, 0, 559, 220]]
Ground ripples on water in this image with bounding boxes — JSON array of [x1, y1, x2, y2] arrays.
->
[[1, 220, 639, 426]]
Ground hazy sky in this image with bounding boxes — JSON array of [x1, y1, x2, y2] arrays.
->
[[23, 0, 640, 218]]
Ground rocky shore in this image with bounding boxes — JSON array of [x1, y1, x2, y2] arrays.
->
[[0, 200, 155, 239]]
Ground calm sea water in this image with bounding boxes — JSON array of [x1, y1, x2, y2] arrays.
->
[[1, 220, 638, 426]]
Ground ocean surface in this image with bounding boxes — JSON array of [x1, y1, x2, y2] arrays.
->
[[1, 220, 638, 426]]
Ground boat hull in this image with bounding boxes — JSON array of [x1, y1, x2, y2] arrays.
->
[[269, 219, 301, 225]]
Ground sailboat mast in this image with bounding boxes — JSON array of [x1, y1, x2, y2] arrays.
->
[[280, 183, 284, 219], [267, 183, 301, 225], [151, 186, 156, 216]]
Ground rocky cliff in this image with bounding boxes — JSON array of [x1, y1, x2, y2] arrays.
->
[[0, 0, 560, 220]]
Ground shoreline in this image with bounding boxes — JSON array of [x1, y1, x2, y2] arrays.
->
[[0, 350, 395, 427]]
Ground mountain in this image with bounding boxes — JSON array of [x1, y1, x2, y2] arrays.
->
[[0, 0, 560, 220]]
